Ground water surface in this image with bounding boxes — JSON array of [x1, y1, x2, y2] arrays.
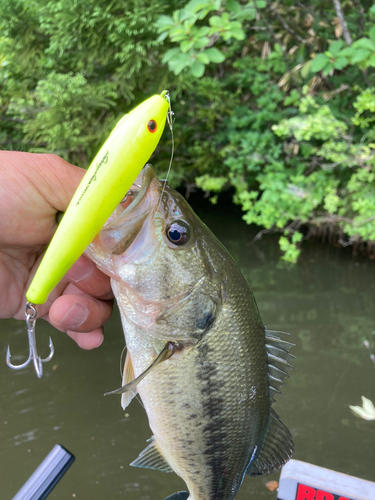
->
[[1, 196, 374, 499]]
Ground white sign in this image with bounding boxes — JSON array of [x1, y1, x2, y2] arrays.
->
[[278, 460, 375, 500]]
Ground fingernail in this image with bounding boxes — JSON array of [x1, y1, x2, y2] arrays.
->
[[66, 257, 93, 282], [62, 303, 89, 328]]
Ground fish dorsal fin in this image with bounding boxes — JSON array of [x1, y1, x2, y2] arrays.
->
[[121, 350, 137, 411], [265, 329, 295, 402], [247, 408, 294, 477], [130, 436, 174, 473]]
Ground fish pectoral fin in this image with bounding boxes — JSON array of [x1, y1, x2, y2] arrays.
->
[[121, 350, 137, 410], [246, 408, 294, 477], [104, 342, 175, 397], [130, 436, 174, 473]]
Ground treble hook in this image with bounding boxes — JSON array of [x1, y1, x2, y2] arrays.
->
[[6, 302, 54, 378]]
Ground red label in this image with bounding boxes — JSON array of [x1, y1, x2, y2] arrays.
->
[[296, 483, 352, 500]]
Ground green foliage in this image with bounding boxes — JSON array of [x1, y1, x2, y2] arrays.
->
[[1, 0, 375, 262], [195, 173, 228, 191], [353, 87, 375, 127], [0, 0, 177, 164], [311, 27, 375, 75], [164, 1, 375, 262], [156, 0, 266, 77], [8, 72, 117, 163], [279, 232, 303, 264]]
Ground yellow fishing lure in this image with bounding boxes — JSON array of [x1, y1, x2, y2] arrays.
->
[[27, 92, 169, 304]]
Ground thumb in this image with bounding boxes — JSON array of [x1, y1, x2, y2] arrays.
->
[[28, 153, 86, 212], [2, 151, 86, 213], [0, 152, 87, 246]]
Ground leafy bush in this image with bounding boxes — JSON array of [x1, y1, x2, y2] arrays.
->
[[158, 0, 375, 261], [1, 0, 374, 262]]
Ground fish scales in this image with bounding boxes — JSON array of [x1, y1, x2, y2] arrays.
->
[[86, 165, 294, 500]]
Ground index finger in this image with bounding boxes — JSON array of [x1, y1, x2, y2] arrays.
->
[[65, 255, 114, 300]]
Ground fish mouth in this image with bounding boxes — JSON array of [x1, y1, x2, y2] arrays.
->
[[99, 164, 161, 255], [121, 164, 160, 216]]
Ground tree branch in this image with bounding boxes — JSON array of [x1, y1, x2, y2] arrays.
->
[[352, 0, 365, 34], [0, 116, 25, 123], [253, 3, 302, 93], [266, 0, 307, 44], [332, 0, 352, 45]]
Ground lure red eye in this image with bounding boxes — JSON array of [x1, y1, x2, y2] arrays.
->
[[148, 120, 157, 133]]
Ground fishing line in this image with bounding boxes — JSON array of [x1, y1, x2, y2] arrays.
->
[[158, 92, 175, 208]]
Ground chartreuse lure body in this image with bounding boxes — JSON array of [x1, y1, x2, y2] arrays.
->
[[27, 92, 169, 304], [6, 91, 170, 378]]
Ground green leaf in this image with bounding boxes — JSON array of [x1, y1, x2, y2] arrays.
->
[[329, 40, 344, 56], [185, 0, 212, 14], [368, 54, 375, 67], [197, 26, 211, 36], [352, 38, 375, 51], [322, 62, 334, 75], [226, 0, 241, 14], [339, 46, 355, 57], [191, 59, 205, 77], [180, 40, 194, 53], [205, 47, 226, 63], [193, 36, 210, 49], [255, 0, 267, 7], [351, 48, 371, 64], [169, 26, 188, 40], [162, 47, 181, 64], [232, 6, 256, 21], [292, 231, 303, 243], [369, 26, 375, 45], [226, 27, 245, 40], [156, 31, 168, 42], [196, 51, 210, 64], [284, 89, 300, 106], [156, 15, 175, 31], [179, 8, 195, 22], [209, 15, 222, 27], [173, 10, 181, 23], [333, 57, 348, 70], [169, 53, 192, 74], [300, 60, 312, 78], [311, 53, 329, 72]]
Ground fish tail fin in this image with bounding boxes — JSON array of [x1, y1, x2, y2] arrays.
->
[[163, 492, 189, 500], [246, 408, 294, 477]]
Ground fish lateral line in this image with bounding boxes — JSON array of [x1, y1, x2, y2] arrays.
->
[[104, 342, 176, 396]]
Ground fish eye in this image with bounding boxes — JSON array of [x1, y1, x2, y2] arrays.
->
[[148, 120, 157, 133], [166, 220, 190, 246]]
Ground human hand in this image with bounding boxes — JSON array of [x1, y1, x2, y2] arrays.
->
[[0, 151, 113, 349]]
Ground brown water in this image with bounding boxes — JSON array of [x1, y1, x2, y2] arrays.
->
[[1, 197, 374, 499]]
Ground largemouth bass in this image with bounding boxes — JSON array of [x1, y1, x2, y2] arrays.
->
[[86, 165, 294, 500]]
